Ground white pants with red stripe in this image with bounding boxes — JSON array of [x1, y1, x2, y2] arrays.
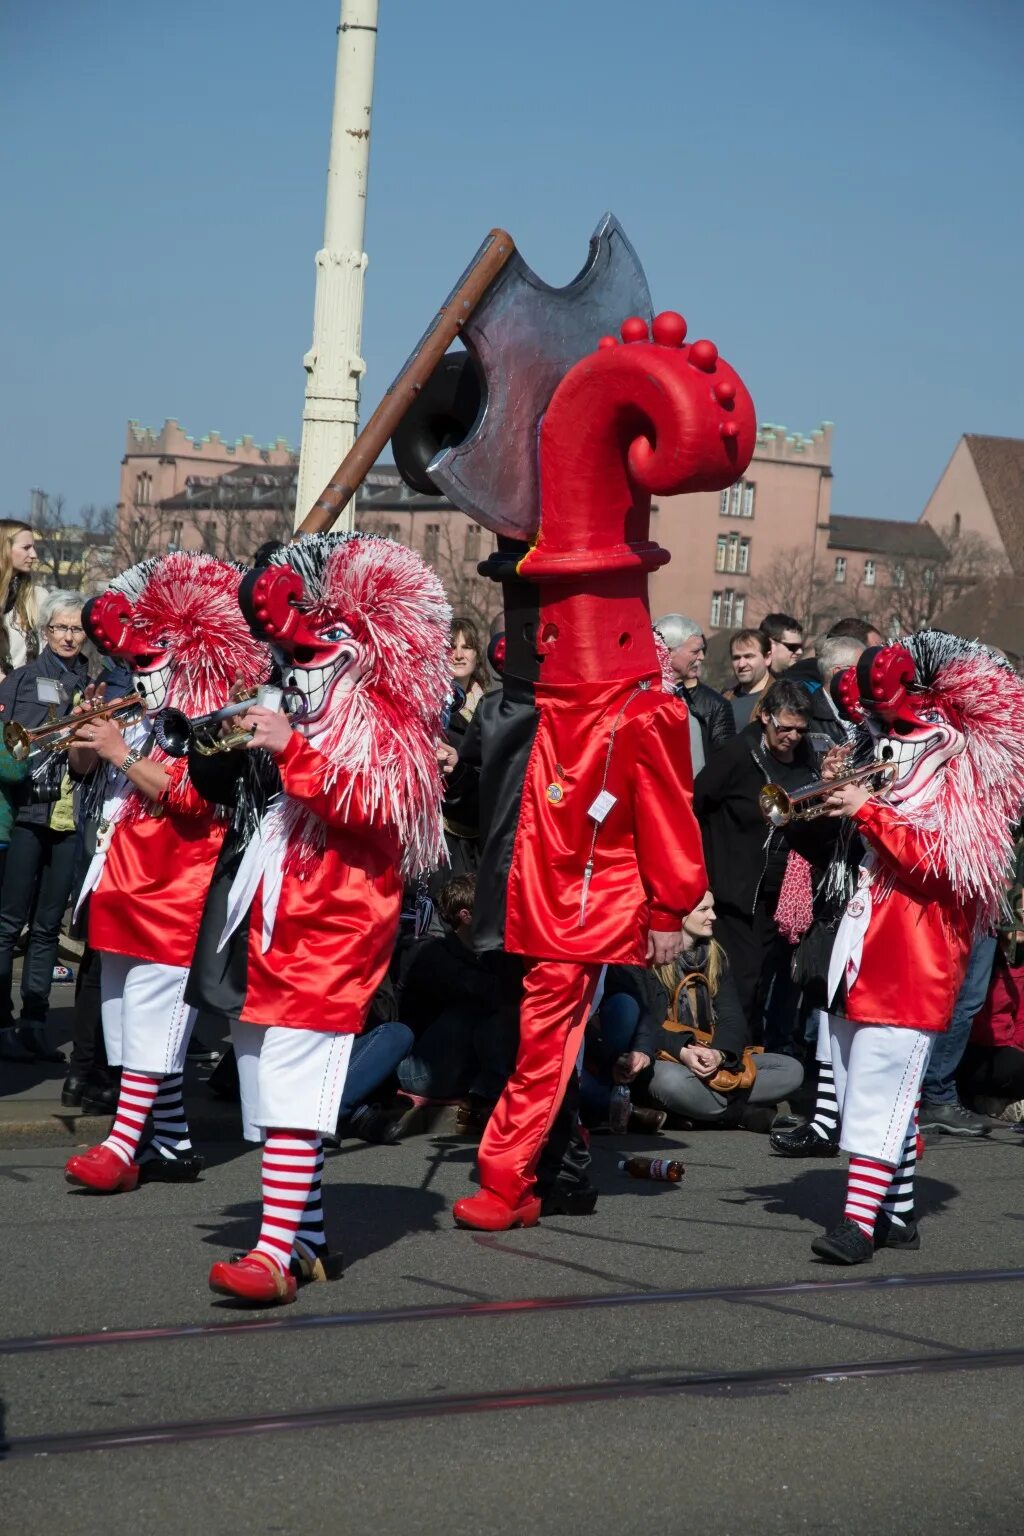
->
[[231, 1021, 353, 1142], [827, 1014, 934, 1164], [99, 954, 195, 1075]]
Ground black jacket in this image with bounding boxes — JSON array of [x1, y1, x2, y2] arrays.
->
[[679, 680, 736, 758], [399, 930, 502, 1038], [693, 720, 818, 916], [0, 646, 90, 827]]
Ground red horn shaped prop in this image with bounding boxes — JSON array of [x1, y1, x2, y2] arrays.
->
[[82, 591, 144, 661], [831, 665, 865, 724], [239, 565, 337, 664], [518, 310, 756, 685]]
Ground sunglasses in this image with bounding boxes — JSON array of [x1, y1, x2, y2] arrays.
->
[[768, 713, 809, 736], [777, 639, 804, 654]]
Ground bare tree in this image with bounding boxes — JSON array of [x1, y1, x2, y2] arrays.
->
[[746, 546, 837, 632], [31, 495, 120, 592]]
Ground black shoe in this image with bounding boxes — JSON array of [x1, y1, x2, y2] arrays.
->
[[81, 1080, 118, 1115], [874, 1215, 920, 1250], [186, 1034, 222, 1064], [61, 1074, 87, 1107], [770, 1121, 840, 1157], [539, 1181, 599, 1217], [919, 1099, 991, 1138], [348, 1104, 403, 1145], [137, 1150, 206, 1183], [811, 1217, 874, 1265]]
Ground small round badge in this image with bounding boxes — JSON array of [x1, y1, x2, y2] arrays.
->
[[546, 783, 564, 805]]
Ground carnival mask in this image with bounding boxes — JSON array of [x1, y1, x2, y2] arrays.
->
[[239, 564, 368, 724], [832, 643, 965, 802]]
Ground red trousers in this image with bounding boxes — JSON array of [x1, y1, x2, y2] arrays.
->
[[476, 958, 600, 1209]]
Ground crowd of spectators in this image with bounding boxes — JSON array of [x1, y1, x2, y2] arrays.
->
[[0, 516, 1021, 1158]]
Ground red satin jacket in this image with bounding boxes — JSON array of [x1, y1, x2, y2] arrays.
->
[[505, 680, 707, 964], [843, 798, 977, 1033], [174, 732, 402, 1034], [88, 760, 225, 969]]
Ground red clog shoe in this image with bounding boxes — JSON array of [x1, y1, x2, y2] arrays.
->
[[208, 1250, 298, 1305], [452, 1190, 542, 1232], [64, 1144, 140, 1193]]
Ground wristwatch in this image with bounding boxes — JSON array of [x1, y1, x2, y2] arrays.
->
[[119, 747, 141, 775]]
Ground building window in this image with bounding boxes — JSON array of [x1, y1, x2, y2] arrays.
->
[[952, 512, 961, 538], [710, 591, 722, 628], [737, 538, 750, 574], [167, 519, 184, 552], [715, 534, 728, 572], [742, 482, 755, 517], [204, 519, 216, 551], [423, 523, 440, 563], [734, 594, 746, 625], [464, 522, 481, 562], [726, 533, 738, 573], [864, 559, 876, 587], [730, 482, 744, 517], [923, 565, 935, 589], [382, 522, 401, 543], [718, 490, 730, 518], [721, 589, 736, 627], [834, 556, 846, 584], [893, 562, 905, 588], [135, 472, 152, 506]]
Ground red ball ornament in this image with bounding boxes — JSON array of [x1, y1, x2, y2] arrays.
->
[[620, 316, 649, 344], [720, 421, 739, 440], [689, 339, 718, 372], [597, 335, 619, 350], [714, 379, 736, 405], [651, 310, 687, 348]]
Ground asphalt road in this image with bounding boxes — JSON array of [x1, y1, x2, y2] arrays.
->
[[2, 1120, 1023, 1535]]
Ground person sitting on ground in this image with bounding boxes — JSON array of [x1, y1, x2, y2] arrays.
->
[[647, 890, 804, 1128], [955, 820, 1024, 1122], [578, 970, 669, 1134], [653, 613, 734, 775], [760, 612, 805, 679], [723, 628, 772, 729], [396, 873, 517, 1122]]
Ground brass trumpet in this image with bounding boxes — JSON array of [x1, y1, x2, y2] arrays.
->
[[758, 761, 897, 828], [152, 685, 294, 758], [2, 695, 145, 763]]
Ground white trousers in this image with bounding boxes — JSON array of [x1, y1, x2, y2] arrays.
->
[[100, 953, 196, 1075], [231, 1020, 353, 1143], [826, 1013, 934, 1164]]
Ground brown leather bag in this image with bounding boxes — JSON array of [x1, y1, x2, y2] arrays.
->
[[659, 972, 762, 1093]]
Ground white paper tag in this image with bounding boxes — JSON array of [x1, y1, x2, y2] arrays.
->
[[587, 790, 617, 824]]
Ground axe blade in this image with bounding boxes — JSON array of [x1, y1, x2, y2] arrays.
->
[[428, 213, 652, 540]]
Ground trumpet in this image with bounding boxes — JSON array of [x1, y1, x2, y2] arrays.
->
[[2, 695, 146, 763], [152, 685, 296, 758], [758, 761, 897, 828]]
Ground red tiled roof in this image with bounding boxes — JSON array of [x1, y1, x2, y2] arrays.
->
[[964, 435, 1024, 574]]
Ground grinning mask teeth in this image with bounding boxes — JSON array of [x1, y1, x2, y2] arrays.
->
[[131, 657, 175, 713], [869, 708, 965, 803], [274, 624, 367, 723]]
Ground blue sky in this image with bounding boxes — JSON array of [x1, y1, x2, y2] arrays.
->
[[2, 0, 1021, 523]]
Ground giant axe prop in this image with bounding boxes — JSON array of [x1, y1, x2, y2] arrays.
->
[[295, 214, 652, 541]]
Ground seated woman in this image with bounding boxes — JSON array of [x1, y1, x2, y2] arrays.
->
[[957, 824, 1024, 1120], [648, 891, 804, 1128]]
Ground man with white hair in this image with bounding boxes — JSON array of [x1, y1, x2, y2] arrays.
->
[[805, 633, 865, 757], [654, 614, 735, 774]]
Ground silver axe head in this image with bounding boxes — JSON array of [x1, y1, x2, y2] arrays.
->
[[427, 213, 652, 541]]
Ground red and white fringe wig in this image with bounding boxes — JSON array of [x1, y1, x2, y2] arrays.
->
[[110, 552, 270, 719], [262, 534, 452, 878], [855, 632, 1024, 924]]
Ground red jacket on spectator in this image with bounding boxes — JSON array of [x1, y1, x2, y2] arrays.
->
[[971, 956, 1024, 1052]]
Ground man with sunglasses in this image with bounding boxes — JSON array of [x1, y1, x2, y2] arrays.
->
[[759, 612, 805, 679], [693, 679, 818, 1039]]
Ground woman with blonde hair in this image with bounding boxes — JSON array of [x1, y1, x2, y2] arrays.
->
[[0, 520, 44, 678]]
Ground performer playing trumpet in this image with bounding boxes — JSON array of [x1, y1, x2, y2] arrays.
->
[[62, 553, 271, 1194], [799, 635, 1024, 1264]]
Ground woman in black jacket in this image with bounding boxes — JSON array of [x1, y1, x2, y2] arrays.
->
[[0, 591, 90, 1062], [647, 891, 804, 1126]]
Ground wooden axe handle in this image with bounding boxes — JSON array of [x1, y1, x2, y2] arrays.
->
[[295, 228, 516, 537]]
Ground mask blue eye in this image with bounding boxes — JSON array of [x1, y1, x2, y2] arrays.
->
[[321, 626, 350, 643]]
